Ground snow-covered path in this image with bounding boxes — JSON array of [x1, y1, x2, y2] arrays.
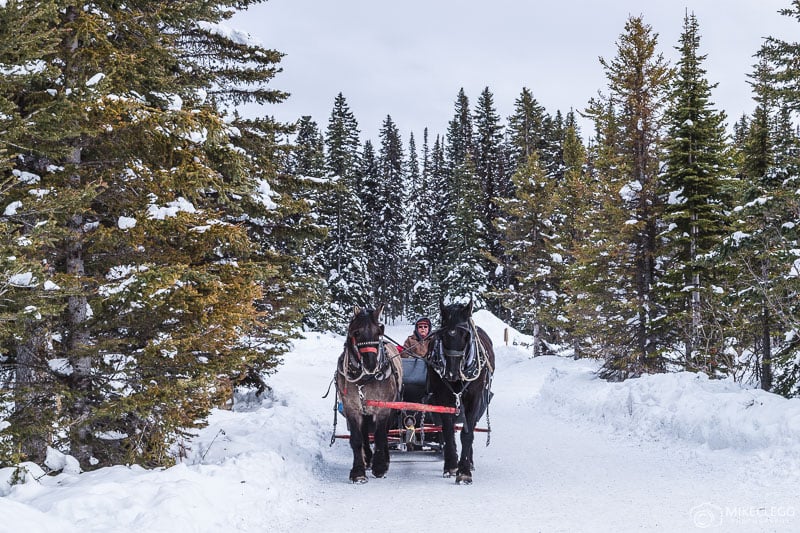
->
[[2, 314, 799, 532], [279, 326, 798, 533]]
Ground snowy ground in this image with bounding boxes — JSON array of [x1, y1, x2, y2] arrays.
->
[[2, 311, 800, 532]]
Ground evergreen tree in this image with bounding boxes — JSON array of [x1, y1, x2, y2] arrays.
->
[[579, 16, 673, 380], [543, 109, 567, 180], [443, 90, 486, 302], [290, 116, 326, 179], [497, 152, 560, 356], [752, 5, 800, 394], [322, 93, 368, 324], [412, 134, 450, 316], [403, 132, 422, 314], [552, 116, 591, 356], [407, 129, 436, 316], [506, 87, 549, 170], [1, 0, 301, 468], [375, 115, 405, 317], [443, 155, 487, 300], [727, 55, 800, 393], [660, 12, 733, 369], [446, 88, 474, 170], [473, 87, 511, 314], [282, 117, 333, 331], [355, 139, 380, 303]]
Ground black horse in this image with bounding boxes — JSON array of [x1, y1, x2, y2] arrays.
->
[[335, 306, 403, 483], [426, 299, 494, 484]]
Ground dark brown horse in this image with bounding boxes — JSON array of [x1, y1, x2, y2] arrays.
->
[[426, 299, 494, 484], [335, 306, 402, 483]]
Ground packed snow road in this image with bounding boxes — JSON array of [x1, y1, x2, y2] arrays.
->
[[2, 312, 799, 532], [267, 318, 800, 533]]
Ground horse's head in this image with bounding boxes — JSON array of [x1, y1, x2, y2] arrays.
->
[[346, 305, 386, 374], [430, 298, 478, 381]]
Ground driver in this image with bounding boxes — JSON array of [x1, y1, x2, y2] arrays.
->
[[402, 317, 432, 358]]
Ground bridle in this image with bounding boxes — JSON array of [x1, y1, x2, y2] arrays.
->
[[339, 326, 391, 383], [429, 319, 485, 382]]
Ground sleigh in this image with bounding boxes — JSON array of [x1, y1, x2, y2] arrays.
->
[[333, 357, 490, 452]]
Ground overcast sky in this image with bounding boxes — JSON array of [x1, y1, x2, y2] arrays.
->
[[231, 0, 798, 143]]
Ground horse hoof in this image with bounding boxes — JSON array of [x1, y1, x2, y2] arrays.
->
[[372, 467, 388, 478], [350, 475, 368, 484], [456, 474, 473, 485], [443, 468, 458, 478]]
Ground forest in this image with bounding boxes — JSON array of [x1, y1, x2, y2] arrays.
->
[[1, 0, 799, 471]]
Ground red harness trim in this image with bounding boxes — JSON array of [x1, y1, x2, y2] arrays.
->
[[358, 346, 378, 354]]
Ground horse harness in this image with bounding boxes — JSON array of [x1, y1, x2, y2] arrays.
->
[[429, 318, 493, 382], [338, 335, 396, 384]]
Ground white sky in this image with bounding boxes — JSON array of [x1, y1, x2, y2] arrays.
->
[[232, 0, 798, 142]]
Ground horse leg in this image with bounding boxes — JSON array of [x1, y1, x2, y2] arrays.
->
[[371, 415, 391, 478], [360, 416, 374, 470], [347, 415, 368, 483], [441, 413, 459, 477], [456, 397, 481, 485]]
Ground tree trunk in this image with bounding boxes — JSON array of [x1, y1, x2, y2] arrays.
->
[[66, 148, 93, 465], [761, 305, 772, 391], [14, 323, 49, 463]]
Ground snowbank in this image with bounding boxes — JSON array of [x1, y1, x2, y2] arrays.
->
[[538, 359, 800, 452]]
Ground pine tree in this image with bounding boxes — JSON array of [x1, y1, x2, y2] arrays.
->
[[473, 87, 511, 314], [442, 90, 486, 302], [552, 116, 591, 356], [403, 132, 422, 314], [407, 129, 436, 316], [1, 1, 301, 468], [727, 54, 800, 393], [660, 12, 733, 370], [446, 88, 473, 171], [321, 93, 368, 324], [752, 4, 800, 394], [355, 139, 380, 304], [291, 116, 327, 179], [375, 115, 405, 317], [506, 87, 549, 170], [579, 16, 673, 380], [412, 134, 450, 316], [282, 116, 334, 331], [497, 152, 560, 356]]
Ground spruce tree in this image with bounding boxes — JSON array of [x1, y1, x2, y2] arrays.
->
[[446, 88, 474, 170], [727, 54, 800, 393], [506, 87, 549, 170], [375, 115, 405, 317], [473, 87, 511, 315], [497, 152, 560, 356], [579, 16, 672, 380], [322, 93, 368, 324], [751, 4, 800, 394], [552, 116, 590, 356], [660, 12, 733, 369], [443, 90, 486, 302], [1, 0, 301, 468], [284, 116, 335, 331], [413, 134, 450, 316], [407, 129, 437, 317], [403, 132, 423, 315]]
